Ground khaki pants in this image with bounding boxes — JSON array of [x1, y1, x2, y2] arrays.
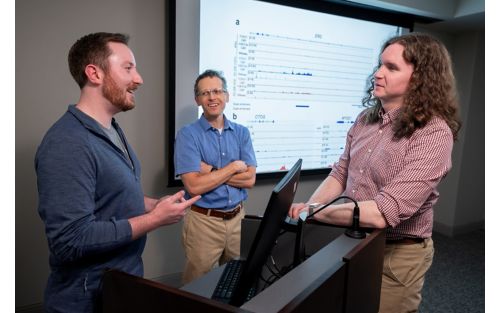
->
[[379, 238, 434, 313], [181, 207, 244, 285]]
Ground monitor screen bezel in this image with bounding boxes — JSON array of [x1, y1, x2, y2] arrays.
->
[[229, 158, 303, 306]]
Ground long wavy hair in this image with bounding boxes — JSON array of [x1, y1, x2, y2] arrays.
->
[[362, 33, 461, 141]]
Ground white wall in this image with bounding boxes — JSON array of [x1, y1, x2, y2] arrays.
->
[[15, 0, 484, 309]]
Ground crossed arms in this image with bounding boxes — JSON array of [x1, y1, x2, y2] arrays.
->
[[181, 161, 256, 196]]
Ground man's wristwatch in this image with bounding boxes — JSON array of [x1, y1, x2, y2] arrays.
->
[[307, 202, 322, 216]]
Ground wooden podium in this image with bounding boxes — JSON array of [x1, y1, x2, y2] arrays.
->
[[102, 218, 385, 313]]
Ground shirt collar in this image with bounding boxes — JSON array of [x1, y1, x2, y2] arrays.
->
[[68, 104, 118, 135], [379, 106, 402, 125], [198, 114, 234, 131]]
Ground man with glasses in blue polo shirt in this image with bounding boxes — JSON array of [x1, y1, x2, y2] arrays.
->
[[174, 69, 257, 284]]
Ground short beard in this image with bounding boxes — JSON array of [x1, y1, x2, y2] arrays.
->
[[102, 74, 135, 112]]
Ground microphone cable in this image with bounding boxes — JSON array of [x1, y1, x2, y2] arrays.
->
[[303, 195, 366, 239]]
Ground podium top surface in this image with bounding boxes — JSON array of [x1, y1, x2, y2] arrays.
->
[[182, 232, 372, 312]]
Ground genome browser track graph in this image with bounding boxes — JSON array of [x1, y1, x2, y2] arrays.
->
[[233, 31, 372, 104], [231, 31, 366, 172]]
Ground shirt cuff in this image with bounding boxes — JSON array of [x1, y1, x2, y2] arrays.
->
[[373, 194, 399, 228], [112, 217, 133, 241]]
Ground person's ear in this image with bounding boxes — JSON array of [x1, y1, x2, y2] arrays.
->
[[195, 95, 202, 106], [84, 64, 103, 85]]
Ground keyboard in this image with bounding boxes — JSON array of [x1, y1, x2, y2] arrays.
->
[[211, 260, 256, 304]]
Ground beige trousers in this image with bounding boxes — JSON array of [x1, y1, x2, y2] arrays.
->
[[181, 207, 244, 285], [379, 238, 434, 313]]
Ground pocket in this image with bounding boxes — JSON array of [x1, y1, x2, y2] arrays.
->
[[182, 210, 195, 249], [47, 271, 98, 312], [385, 245, 431, 287]]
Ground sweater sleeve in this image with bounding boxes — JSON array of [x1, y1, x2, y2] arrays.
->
[[36, 132, 133, 264]]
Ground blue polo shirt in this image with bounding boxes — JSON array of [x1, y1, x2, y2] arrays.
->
[[174, 114, 257, 210], [35, 105, 146, 312]]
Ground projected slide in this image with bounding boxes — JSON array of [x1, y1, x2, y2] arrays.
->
[[199, 0, 402, 173]]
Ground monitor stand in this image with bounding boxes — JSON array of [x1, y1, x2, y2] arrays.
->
[[282, 217, 306, 268]]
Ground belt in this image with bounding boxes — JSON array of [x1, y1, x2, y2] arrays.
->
[[190, 203, 242, 220], [386, 237, 425, 245]]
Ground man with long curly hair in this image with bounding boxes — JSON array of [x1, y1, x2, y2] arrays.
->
[[289, 33, 460, 312]]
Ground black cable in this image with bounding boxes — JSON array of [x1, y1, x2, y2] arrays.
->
[[265, 260, 280, 277], [267, 274, 280, 285], [269, 196, 366, 284], [306, 195, 359, 220], [259, 273, 275, 286], [305, 195, 366, 239], [260, 265, 283, 289], [269, 255, 282, 276]]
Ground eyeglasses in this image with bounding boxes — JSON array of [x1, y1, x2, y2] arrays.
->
[[196, 88, 227, 97]]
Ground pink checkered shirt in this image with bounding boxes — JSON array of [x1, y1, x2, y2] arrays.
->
[[330, 108, 454, 240]]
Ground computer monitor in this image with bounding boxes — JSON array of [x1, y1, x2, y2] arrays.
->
[[230, 158, 302, 306]]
